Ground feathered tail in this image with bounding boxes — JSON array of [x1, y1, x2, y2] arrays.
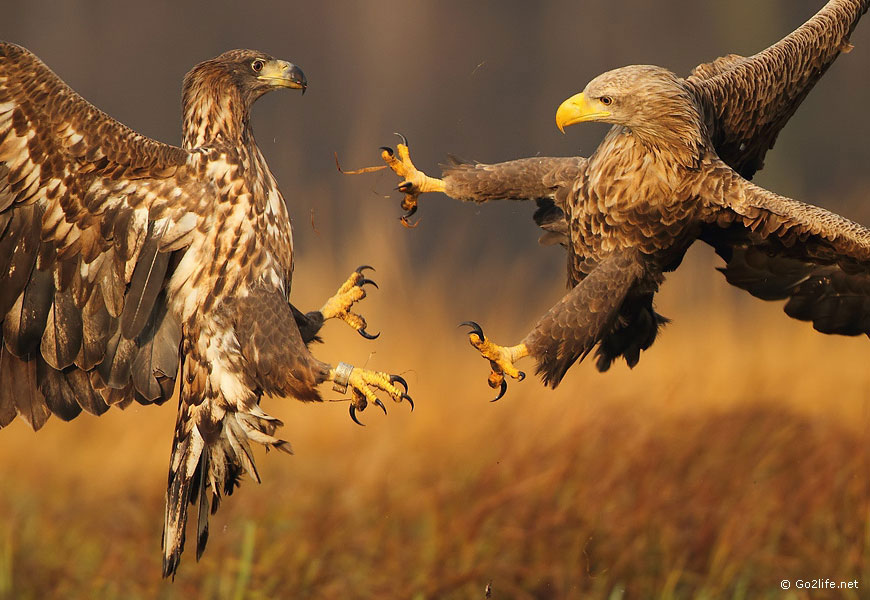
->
[[161, 355, 292, 579]]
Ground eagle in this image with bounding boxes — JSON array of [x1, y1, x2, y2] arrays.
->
[[376, 0, 869, 399], [0, 44, 412, 578]]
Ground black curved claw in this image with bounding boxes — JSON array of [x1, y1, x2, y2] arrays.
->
[[374, 398, 387, 415], [400, 207, 420, 228], [393, 132, 409, 147], [349, 404, 365, 427], [389, 374, 408, 393], [359, 278, 379, 290], [397, 182, 415, 194], [459, 320, 485, 339], [491, 379, 508, 402], [517, 371, 526, 382], [402, 393, 414, 412], [356, 265, 375, 275], [358, 328, 380, 340], [380, 146, 394, 157]]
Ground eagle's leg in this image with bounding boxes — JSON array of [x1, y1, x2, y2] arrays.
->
[[460, 321, 529, 402], [319, 265, 380, 339], [327, 363, 412, 425], [380, 134, 445, 226]]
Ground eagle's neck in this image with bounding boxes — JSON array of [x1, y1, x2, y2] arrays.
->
[[631, 126, 706, 171], [625, 77, 708, 169], [182, 76, 251, 150], [627, 92, 707, 170]]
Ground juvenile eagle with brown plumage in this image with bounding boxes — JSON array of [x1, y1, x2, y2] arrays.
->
[[378, 0, 869, 399], [0, 44, 411, 578]]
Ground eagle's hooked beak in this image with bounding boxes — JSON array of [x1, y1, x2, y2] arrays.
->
[[259, 60, 307, 94], [556, 92, 610, 133]]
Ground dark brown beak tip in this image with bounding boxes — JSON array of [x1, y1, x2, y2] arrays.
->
[[288, 65, 307, 93]]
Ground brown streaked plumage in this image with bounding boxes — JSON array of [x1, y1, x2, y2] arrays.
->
[[0, 44, 411, 578], [378, 0, 869, 396]]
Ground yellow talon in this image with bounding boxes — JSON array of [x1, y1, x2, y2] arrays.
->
[[381, 141, 445, 194], [380, 142, 413, 179], [329, 363, 413, 426], [461, 321, 529, 401], [469, 335, 528, 381], [381, 135, 445, 227], [320, 267, 379, 339]]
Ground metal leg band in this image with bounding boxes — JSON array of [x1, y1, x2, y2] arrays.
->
[[333, 362, 354, 394]]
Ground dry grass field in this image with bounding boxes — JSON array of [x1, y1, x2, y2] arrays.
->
[[2, 219, 869, 600]]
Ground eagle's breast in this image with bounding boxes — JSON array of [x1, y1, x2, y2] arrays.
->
[[167, 147, 293, 324], [570, 129, 705, 264]]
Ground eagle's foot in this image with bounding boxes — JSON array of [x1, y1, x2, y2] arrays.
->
[[330, 362, 413, 426], [460, 321, 529, 401], [380, 133, 445, 227], [320, 266, 379, 339]]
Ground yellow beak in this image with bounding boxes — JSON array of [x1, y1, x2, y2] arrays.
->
[[555, 92, 611, 133], [258, 60, 307, 92]]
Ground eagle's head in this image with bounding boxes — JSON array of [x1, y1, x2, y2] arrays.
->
[[555, 65, 705, 165], [184, 49, 306, 105], [182, 49, 306, 148]]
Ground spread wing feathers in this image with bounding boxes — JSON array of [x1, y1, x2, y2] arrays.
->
[[523, 249, 649, 387], [700, 161, 870, 335], [442, 156, 585, 244], [442, 156, 586, 203], [0, 43, 207, 429], [687, 0, 869, 178], [162, 284, 329, 578]]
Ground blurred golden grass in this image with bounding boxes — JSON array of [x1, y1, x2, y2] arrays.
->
[[2, 216, 870, 599]]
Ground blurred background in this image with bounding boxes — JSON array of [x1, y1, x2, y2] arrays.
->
[[2, 1, 870, 598]]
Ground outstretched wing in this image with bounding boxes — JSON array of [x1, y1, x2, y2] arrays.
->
[[441, 156, 586, 245], [0, 42, 207, 430], [441, 156, 586, 204], [699, 160, 870, 335], [686, 0, 869, 178], [523, 248, 649, 387]]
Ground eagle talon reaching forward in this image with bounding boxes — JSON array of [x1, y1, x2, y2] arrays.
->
[[0, 44, 412, 578], [331, 366, 412, 426], [371, 0, 869, 392], [460, 321, 527, 401], [318, 265, 380, 339], [380, 134, 445, 226]]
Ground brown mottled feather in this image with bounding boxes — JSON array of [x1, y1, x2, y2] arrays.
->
[[699, 161, 870, 335], [523, 249, 650, 387], [37, 358, 84, 422], [0, 342, 49, 430], [40, 285, 83, 370], [442, 156, 585, 248], [131, 292, 181, 402], [120, 221, 172, 340], [687, 0, 869, 178], [418, 0, 868, 386], [231, 284, 331, 403], [1, 43, 330, 579], [443, 156, 586, 204]]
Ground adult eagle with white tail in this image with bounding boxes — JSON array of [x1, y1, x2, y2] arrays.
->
[[376, 0, 869, 398], [0, 44, 411, 578]]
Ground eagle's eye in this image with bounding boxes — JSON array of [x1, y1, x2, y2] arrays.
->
[[251, 59, 265, 73], [600, 96, 613, 106]]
